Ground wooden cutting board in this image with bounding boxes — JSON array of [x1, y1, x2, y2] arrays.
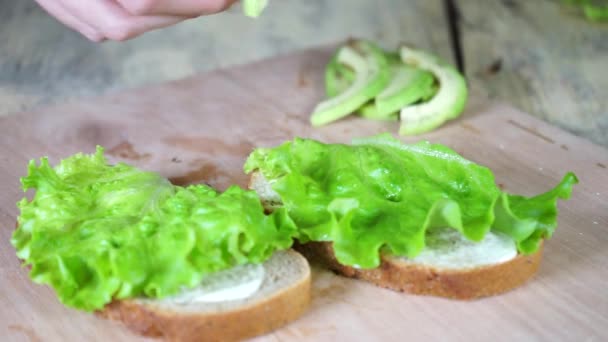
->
[[1, 46, 607, 342]]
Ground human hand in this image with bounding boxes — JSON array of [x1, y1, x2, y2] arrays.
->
[[35, 0, 238, 42]]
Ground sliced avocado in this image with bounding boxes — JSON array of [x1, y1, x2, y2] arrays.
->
[[325, 49, 437, 121], [398, 46, 468, 135], [325, 53, 355, 98], [310, 41, 390, 127], [325, 50, 401, 100], [358, 104, 399, 121], [242, 0, 268, 17], [422, 83, 439, 101], [325, 56, 395, 120], [373, 64, 436, 117], [358, 67, 436, 122], [382, 51, 402, 64], [358, 65, 436, 121]]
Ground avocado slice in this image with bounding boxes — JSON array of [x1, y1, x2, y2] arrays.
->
[[358, 64, 437, 122], [324, 59, 395, 121], [310, 41, 390, 127], [324, 50, 399, 99], [422, 83, 439, 101], [325, 53, 355, 98], [358, 104, 399, 121], [242, 0, 268, 17], [325, 50, 437, 121], [398, 46, 468, 135], [371, 64, 437, 117]]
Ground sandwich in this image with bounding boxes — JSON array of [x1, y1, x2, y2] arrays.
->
[[11, 147, 311, 341], [245, 134, 577, 299], [10, 133, 577, 341]]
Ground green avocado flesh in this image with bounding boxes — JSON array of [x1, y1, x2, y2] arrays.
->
[[324, 58, 397, 119], [12, 147, 296, 311], [398, 46, 468, 135], [245, 134, 577, 269], [324, 43, 441, 122], [320, 40, 468, 133], [242, 0, 268, 17], [311, 41, 390, 126], [358, 105, 400, 121], [325, 54, 355, 98], [367, 65, 437, 119], [331, 61, 438, 121]]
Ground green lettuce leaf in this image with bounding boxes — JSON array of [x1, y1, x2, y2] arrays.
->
[[12, 147, 296, 311], [244, 134, 578, 269]]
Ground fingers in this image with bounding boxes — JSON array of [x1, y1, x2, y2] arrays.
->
[[115, 0, 238, 17], [35, 0, 104, 41], [36, 0, 236, 42], [60, 0, 185, 41]]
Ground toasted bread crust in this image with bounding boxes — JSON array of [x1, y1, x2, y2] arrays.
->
[[295, 241, 543, 300], [97, 251, 311, 342]]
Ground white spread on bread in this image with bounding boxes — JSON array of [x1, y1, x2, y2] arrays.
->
[[165, 264, 265, 304], [406, 228, 517, 269]]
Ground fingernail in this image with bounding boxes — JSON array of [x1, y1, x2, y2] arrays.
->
[[82, 29, 104, 43]]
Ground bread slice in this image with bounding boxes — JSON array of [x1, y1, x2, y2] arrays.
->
[[295, 241, 541, 300], [249, 171, 543, 299], [98, 250, 311, 341]]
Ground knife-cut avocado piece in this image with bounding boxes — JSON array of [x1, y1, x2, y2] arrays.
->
[[398, 46, 467, 135], [358, 104, 399, 121], [242, 0, 268, 17], [325, 50, 437, 121], [359, 64, 437, 121], [382, 50, 402, 64], [422, 83, 439, 101], [324, 55, 396, 120], [325, 57, 395, 120], [372, 64, 436, 117], [310, 41, 390, 126], [325, 50, 400, 99], [325, 53, 355, 98]]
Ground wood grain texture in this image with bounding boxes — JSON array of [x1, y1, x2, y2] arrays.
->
[[456, 0, 608, 147], [0, 0, 451, 117], [1, 46, 607, 341]]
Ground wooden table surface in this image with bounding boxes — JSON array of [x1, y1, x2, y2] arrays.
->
[[0, 0, 606, 146], [1, 46, 607, 342]]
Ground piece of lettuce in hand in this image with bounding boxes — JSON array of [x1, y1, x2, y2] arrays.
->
[[244, 134, 577, 269], [242, 0, 269, 17], [12, 147, 296, 311]]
